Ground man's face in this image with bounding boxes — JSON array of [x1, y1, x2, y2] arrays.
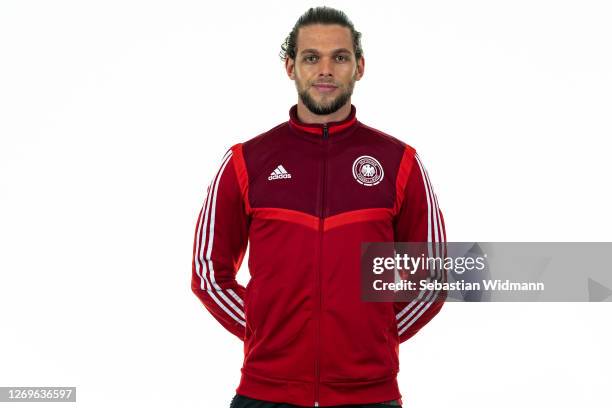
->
[[286, 24, 365, 116]]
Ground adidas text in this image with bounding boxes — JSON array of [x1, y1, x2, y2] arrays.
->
[[268, 173, 292, 180]]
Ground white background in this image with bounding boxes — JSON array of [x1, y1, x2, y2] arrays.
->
[[1, 1, 611, 407]]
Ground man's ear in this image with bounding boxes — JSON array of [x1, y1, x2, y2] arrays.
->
[[355, 56, 365, 81], [285, 57, 296, 80]]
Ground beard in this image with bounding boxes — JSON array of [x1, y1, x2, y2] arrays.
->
[[296, 77, 355, 116]]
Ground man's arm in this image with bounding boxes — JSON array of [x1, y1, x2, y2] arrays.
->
[[191, 146, 249, 341], [393, 149, 447, 343]]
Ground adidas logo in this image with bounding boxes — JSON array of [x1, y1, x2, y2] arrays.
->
[[268, 164, 292, 180]]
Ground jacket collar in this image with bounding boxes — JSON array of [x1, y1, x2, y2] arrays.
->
[[288, 104, 358, 137]]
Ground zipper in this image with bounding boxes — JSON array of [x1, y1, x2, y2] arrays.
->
[[314, 123, 328, 407]]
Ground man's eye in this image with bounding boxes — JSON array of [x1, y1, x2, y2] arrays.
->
[[336, 55, 349, 62], [305, 55, 318, 63]]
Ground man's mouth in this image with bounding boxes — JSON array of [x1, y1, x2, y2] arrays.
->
[[312, 83, 338, 93]]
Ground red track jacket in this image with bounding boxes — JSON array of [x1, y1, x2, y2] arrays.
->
[[192, 104, 447, 407]]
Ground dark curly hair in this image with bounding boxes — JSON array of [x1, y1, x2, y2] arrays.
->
[[280, 6, 363, 62]]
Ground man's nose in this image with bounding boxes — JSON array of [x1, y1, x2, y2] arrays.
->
[[318, 57, 333, 77]]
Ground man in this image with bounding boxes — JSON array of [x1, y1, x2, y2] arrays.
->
[[192, 7, 447, 408]]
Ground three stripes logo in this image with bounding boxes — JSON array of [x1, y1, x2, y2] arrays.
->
[[268, 164, 292, 181]]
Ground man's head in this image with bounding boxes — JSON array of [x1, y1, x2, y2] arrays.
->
[[281, 7, 365, 117]]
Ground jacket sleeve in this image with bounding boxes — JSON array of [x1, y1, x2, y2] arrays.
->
[[191, 146, 250, 341], [393, 149, 447, 343]]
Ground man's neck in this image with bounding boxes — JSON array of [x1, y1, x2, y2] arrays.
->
[[296, 100, 352, 124]]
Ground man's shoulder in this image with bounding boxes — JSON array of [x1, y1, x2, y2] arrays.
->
[[356, 121, 417, 153], [230, 121, 289, 151]]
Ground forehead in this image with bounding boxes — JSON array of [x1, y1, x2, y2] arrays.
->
[[296, 24, 353, 53]]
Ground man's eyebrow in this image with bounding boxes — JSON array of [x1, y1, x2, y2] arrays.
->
[[299, 48, 353, 55]]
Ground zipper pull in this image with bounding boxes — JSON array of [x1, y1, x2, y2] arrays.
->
[[323, 124, 328, 140]]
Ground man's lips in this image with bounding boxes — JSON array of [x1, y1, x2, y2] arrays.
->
[[312, 83, 338, 93]]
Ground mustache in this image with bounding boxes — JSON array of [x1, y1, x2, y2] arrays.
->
[[311, 81, 338, 86]]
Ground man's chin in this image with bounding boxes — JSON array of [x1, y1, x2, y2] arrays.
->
[[312, 101, 338, 113], [301, 96, 343, 116], [307, 104, 340, 116], [297, 84, 354, 116]]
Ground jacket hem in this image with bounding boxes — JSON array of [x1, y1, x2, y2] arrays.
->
[[236, 370, 402, 407]]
